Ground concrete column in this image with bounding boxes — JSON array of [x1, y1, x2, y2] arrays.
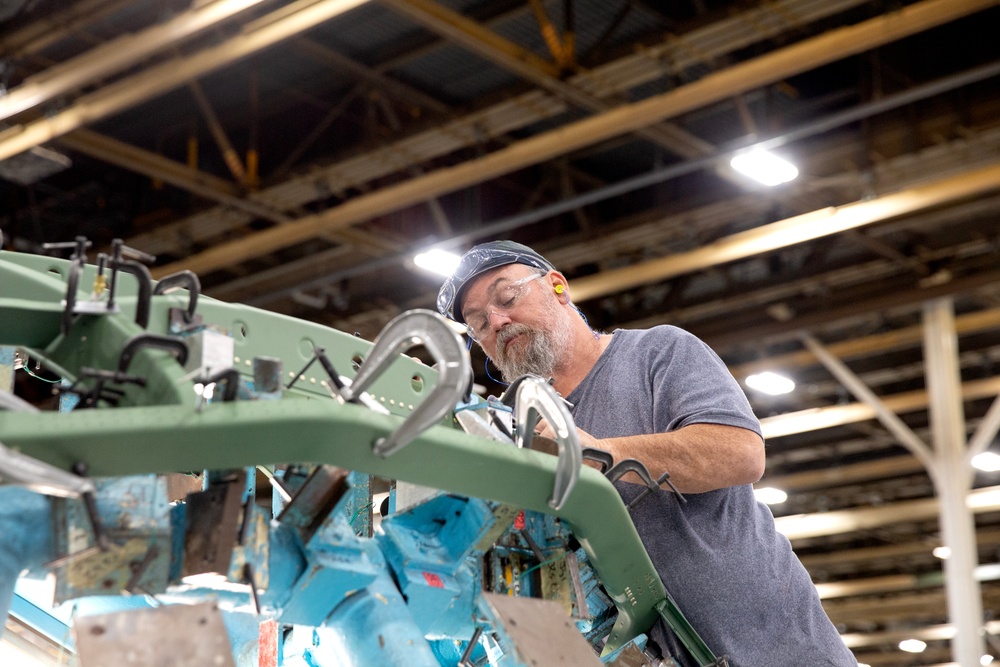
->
[[923, 298, 984, 666]]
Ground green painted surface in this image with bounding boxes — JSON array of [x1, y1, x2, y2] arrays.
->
[[0, 248, 667, 653]]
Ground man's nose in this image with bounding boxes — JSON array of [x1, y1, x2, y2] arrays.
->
[[487, 308, 513, 330]]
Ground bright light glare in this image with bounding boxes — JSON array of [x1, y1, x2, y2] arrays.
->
[[730, 149, 799, 186], [858, 664, 872, 667], [193, 382, 215, 400], [933, 546, 951, 559], [754, 486, 788, 505], [745, 371, 795, 395], [982, 655, 994, 666], [973, 452, 1000, 472], [413, 248, 462, 276], [899, 639, 927, 653]]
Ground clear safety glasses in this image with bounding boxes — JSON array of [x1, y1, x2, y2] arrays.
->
[[463, 271, 545, 341]]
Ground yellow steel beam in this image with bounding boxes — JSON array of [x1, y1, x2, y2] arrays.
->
[[126, 0, 872, 259], [569, 160, 1000, 301], [0, 0, 268, 122], [381, 0, 561, 79], [760, 376, 1000, 440], [0, 0, 371, 163], [729, 308, 1000, 379], [775, 484, 1000, 540], [152, 0, 998, 277], [188, 79, 249, 188]]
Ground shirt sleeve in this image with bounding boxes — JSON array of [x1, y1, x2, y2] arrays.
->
[[648, 326, 763, 438]]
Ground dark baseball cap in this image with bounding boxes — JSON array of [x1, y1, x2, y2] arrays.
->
[[436, 240, 556, 323]]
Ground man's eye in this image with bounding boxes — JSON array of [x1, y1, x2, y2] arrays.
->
[[497, 288, 518, 308]]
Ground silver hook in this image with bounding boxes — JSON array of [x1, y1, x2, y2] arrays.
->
[[342, 309, 472, 457], [513, 376, 582, 510]]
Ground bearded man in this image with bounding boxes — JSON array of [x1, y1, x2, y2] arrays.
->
[[436, 240, 855, 667]]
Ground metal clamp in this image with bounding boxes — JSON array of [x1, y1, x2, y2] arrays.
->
[[581, 446, 614, 473], [341, 309, 472, 457], [513, 376, 582, 510], [118, 333, 189, 373], [605, 459, 686, 506], [153, 270, 201, 323]]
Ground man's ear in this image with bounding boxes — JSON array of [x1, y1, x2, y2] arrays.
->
[[546, 271, 570, 303]]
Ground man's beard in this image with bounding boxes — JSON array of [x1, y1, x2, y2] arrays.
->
[[492, 318, 571, 383]]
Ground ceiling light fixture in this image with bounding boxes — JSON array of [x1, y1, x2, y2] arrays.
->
[[745, 371, 795, 395], [973, 452, 1000, 472], [982, 655, 994, 666], [933, 546, 951, 559], [413, 248, 462, 277], [899, 639, 927, 653], [753, 486, 788, 505], [730, 149, 799, 186]]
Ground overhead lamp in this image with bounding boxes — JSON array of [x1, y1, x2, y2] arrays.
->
[[899, 639, 927, 653], [933, 546, 951, 559], [745, 371, 795, 395], [730, 149, 799, 186], [413, 248, 462, 277], [753, 486, 787, 505], [982, 655, 994, 666], [973, 452, 1000, 472]]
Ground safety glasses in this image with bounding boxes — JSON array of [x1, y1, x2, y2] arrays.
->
[[463, 271, 545, 341]]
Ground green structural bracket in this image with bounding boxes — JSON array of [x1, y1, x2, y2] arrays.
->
[[656, 596, 723, 665], [0, 248, 673, 655], [0, 401, 664, 654]]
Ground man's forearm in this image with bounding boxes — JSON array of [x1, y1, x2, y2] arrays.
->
[[595, 423, 764, 494]]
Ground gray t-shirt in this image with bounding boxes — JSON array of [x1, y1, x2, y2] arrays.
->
[[566, 326, 855, 667]]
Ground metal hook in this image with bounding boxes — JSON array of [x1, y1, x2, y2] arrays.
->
[[513, 376, 582, 510], [341, 309, 472, 457]]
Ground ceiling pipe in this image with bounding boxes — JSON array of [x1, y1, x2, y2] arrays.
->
[[154, 0, 997, 277], [0, 0, 132, 59], [773, 484, 1000, 540], [0, 0, 371, 163], [135, 0, 872, 257], [760, 376, 1000, 440], [730, 307, 1000, 379], [568, 160, 1000, 302], [230, 57, 1000, 303], [0, 0, 268, 123]]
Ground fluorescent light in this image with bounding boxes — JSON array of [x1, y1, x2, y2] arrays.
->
[[933, 546, 951, 559], [982, 655, 993, 666], [899, 639, 927, 653], [754, 486, 787, 505], [730, 149, 799, 186], [973, 452, 1000, 472], [413, 248, 462, 276], [745, 371, 795, 395]]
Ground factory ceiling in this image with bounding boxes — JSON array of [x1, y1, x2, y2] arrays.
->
[[1, 0, 1000, 664]]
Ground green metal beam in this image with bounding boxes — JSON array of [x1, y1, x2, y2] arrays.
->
[[0, 248, 668, 653], [0, 400, 662, 652]]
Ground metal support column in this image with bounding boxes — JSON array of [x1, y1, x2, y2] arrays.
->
[[923, 298, 984, 666]]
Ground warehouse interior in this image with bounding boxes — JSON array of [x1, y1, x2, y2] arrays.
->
[[1, 0, 1000, 665]]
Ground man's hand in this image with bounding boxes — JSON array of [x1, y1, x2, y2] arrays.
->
[[533, 419, 606, 470]]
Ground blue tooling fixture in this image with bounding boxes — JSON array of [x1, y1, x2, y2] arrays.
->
[[0, 239, 725, 667]]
